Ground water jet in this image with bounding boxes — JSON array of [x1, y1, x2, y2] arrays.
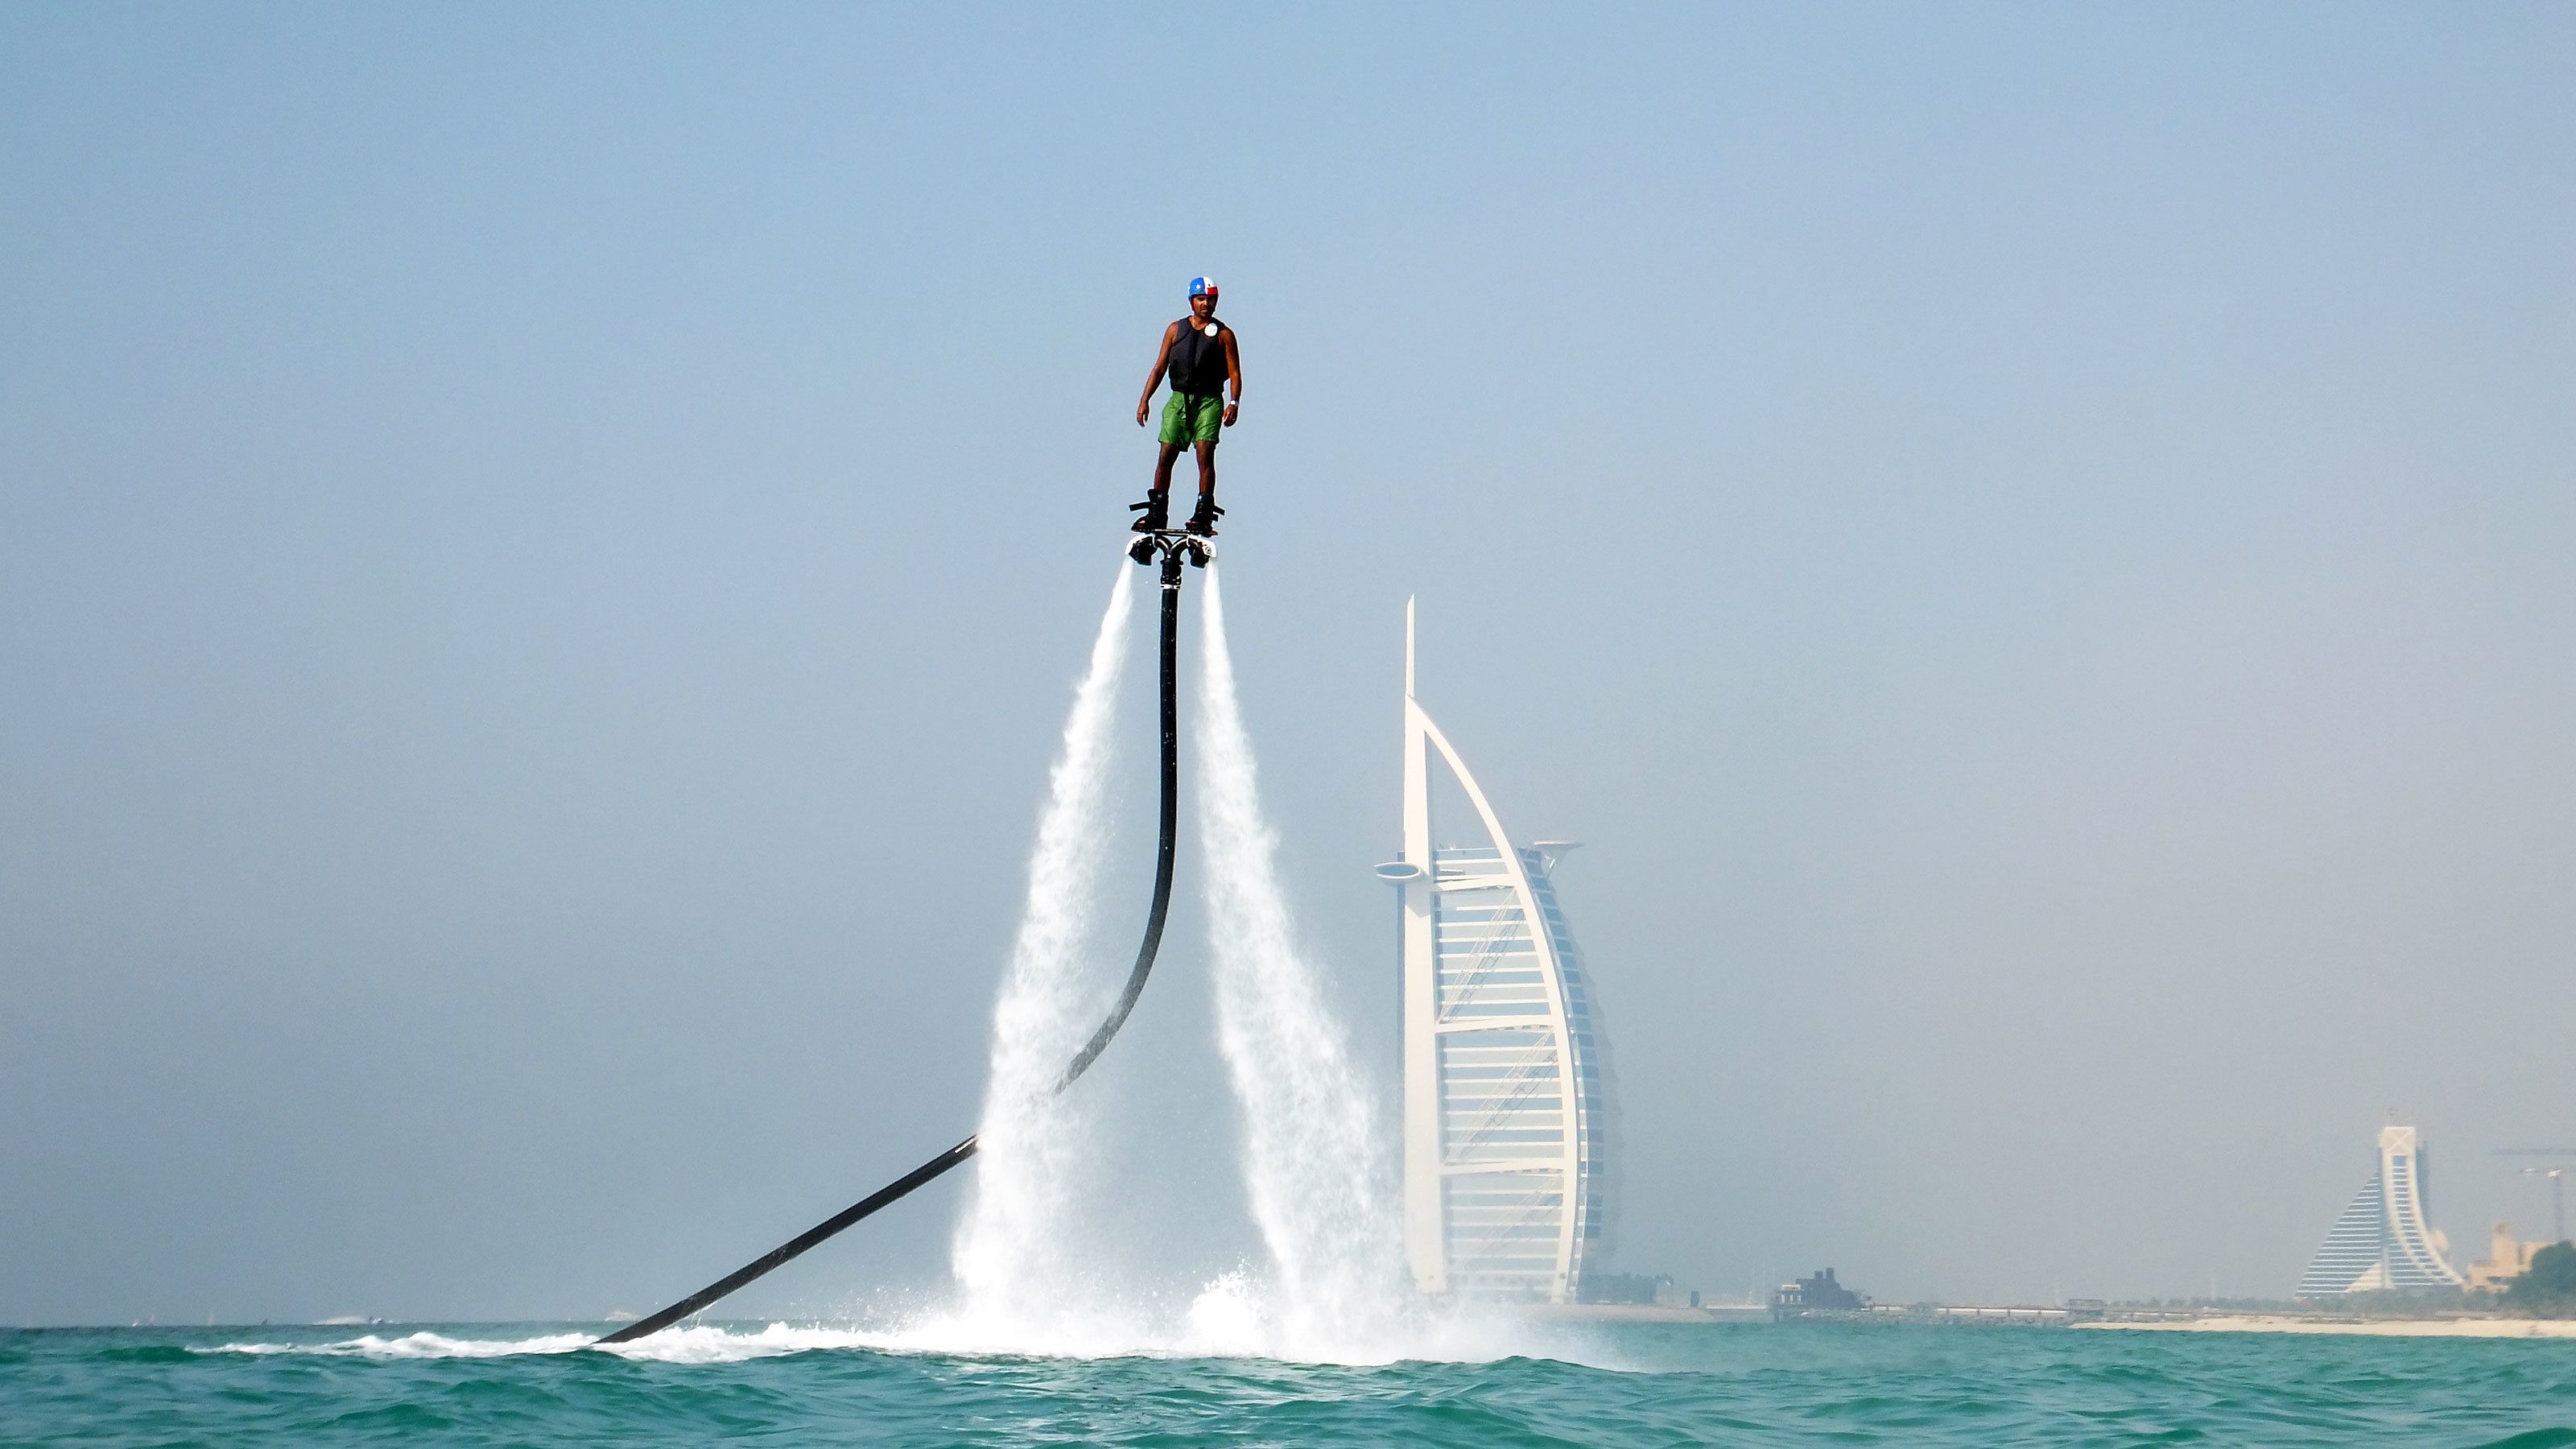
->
[[597, 535, 1204, 1345]]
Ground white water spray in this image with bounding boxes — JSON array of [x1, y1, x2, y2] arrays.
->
[[904, 561, 1573, 1365], [1192, 567, 1414, 1356], [945, 565, 1137, 1336]]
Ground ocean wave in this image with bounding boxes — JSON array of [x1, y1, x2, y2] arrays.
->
[[188, 1303, 1612, 1372], [201, 1331, 597, 1360], [18, 1322, 2569, 1446], [195, 1324, 907, 1364]]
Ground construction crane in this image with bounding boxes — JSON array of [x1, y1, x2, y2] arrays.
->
[[2524, 1168, 2567, 1243], [2495, 1150, 2576, 1243]]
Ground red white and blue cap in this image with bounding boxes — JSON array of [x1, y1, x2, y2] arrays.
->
[[1189, 276, 1219, 298]]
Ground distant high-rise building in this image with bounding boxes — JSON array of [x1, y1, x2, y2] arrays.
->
[[2297, 1124, 2465, 1297], [1384, 601, 1616, 1302]]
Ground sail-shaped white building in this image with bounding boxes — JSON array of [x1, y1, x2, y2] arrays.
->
[[1382, 601, 1616, 1302], [2297, 1124, 2464, 1297]]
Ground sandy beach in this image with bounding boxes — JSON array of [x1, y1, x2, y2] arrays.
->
[[2081, 1315, 2576, 1340]]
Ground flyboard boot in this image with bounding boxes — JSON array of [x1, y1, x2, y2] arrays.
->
[[1185, 493, 1224, 537], [1129, 490, 1215, 570]]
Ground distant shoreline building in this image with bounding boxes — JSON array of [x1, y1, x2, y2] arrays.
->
[[1773, 1268, 1867, 1318], [1383, 601, 1616, 1303], [2297, 1124, 2465, 1297], [2463, 1220, 2549, 1293]]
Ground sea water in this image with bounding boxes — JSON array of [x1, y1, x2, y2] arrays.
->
[[8, 1319, 2574, 1445]]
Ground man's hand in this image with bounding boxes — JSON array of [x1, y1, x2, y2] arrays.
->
[[1223, 401, 1239, 427], [1137, 398, 1151, 427]]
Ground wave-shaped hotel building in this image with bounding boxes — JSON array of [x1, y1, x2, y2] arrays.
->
[[1382, 602, 1616, 1303], [2297, 1123, 2464, 1297]]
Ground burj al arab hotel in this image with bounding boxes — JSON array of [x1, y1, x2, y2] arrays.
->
[[1381, 601, 1617, 1302]]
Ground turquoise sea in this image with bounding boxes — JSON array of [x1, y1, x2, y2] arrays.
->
[[7, 1320, 2575, 1446]]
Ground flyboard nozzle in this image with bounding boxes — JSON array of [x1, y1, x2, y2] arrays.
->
[[1128, 530, 1212, 586]]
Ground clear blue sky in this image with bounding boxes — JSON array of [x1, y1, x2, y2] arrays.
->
[[3, 2, 2570, 1323]]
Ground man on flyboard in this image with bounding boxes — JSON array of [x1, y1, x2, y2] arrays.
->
[[1133, 276, 1241, 537]]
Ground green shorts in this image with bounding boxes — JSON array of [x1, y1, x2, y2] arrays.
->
[[1158, 392, 1225, 445]]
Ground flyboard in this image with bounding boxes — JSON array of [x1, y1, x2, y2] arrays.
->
[[597, 527, 1211, 1345]]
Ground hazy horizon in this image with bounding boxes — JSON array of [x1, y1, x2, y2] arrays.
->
[[4, 3, 2570, 1326]]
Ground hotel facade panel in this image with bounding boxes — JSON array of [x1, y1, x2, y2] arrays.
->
[[1390, 602, 1615, 1302]]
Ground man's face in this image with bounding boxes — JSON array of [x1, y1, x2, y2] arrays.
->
[[1190, 291, 1216, 320]]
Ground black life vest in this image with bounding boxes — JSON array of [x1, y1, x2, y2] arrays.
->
[[1166, 319, 1229, 396]]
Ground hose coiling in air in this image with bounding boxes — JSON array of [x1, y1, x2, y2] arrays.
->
[[597, 542, 1195, 1345]]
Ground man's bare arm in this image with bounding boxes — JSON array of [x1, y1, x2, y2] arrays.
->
[[1137, 322, 1179, 426], [1221, 328, 1243, 425]]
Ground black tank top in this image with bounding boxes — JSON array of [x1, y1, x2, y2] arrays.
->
[[1166, 319, 1228, 395]]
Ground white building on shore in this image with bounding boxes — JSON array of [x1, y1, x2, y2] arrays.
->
[[1383, 601, 1616, 1303], [2298, 1123, 2465, 1297]]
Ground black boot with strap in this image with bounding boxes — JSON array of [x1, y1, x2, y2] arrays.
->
[[1186, 493, 1223, 537]]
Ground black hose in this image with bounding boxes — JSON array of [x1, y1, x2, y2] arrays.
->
[[594, 1136, 978, 1344], [1056, 550, 1181, 1090], [597, 543, 1190, 1346]]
